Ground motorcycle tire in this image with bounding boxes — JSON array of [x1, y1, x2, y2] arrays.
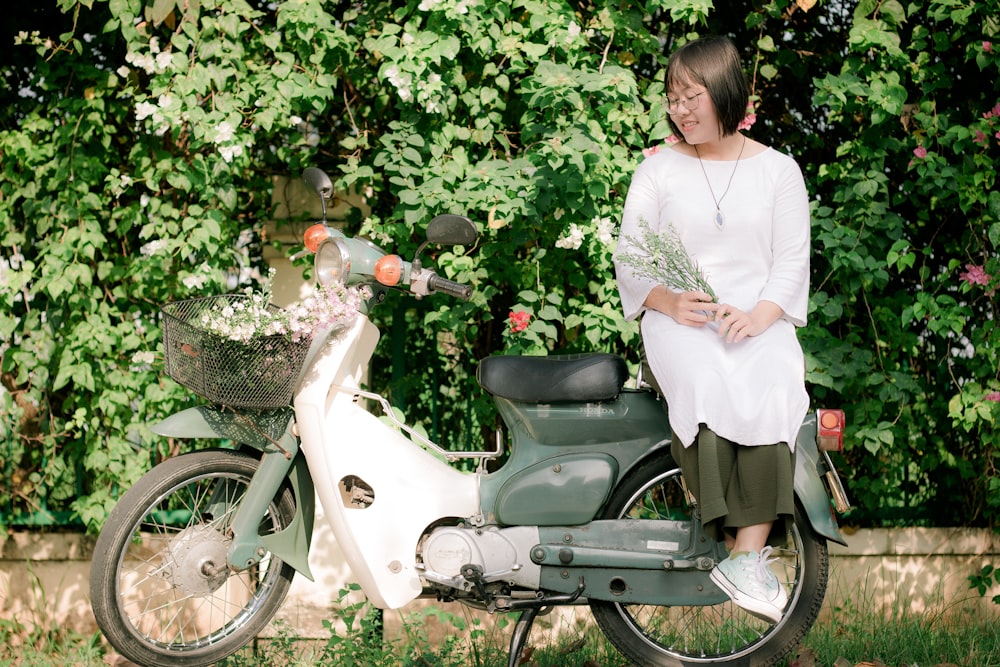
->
[[590, 454, 828, 667], [89, 449, 297, 667]]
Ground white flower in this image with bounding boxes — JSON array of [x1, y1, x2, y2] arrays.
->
[[131, 351, 156, 365], [140, 194, 151, 208], [566, 22, 581, 43], [555, 223, 584, 250], [140, 239, 168, 256], [385, 66, 412, 91], [157, 94, 173, 109], [213, 121, 236, 144], [155, 51, 173, 71], [219, 143, 244, 163], [126, 51, 157, 74], [183, 273, 208, 289], [594, 216, 614, 245], [290, 115, 303, 126], [135, 101, 157, 120], [116, 65, 130, 78]]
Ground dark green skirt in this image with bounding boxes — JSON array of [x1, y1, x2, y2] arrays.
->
[[670, 425, 795, 545]]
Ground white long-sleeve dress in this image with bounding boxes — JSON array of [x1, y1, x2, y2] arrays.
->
[[614, 145, 811, 451]]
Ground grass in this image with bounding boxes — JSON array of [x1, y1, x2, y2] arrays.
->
[[0, 585, 997, 667]]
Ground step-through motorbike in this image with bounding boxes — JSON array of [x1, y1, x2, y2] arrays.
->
[[90, 167, 851, 667]]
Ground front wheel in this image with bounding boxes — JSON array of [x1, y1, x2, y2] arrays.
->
[[89, 449, 297, 667], [590, 456, 828, 667]]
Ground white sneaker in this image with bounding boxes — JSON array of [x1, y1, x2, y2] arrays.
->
[[709, 547, 789, 623]]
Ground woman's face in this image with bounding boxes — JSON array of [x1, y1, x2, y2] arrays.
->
[[667, 76, 719, 145]]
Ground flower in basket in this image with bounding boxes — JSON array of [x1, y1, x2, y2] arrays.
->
[[285, 283, 367, 341], [616, 217, 717, 302], [163, 271, 368, 410], [199, 270, 366, 344]]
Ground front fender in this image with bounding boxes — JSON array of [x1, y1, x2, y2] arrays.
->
[[151, 405, 317, 579], [151, 405, 294, 451]]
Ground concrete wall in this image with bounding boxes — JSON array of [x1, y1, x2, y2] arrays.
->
[[1, 522, 997, 642]]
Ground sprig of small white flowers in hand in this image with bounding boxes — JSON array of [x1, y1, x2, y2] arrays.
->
[[199, 270, 366, 344], [617, 217, 717, 302]]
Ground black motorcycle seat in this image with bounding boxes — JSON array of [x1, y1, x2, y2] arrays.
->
[[476, 353, 628, 403]]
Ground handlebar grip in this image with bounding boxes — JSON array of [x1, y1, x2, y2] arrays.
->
[[427, 274, 473, 300]]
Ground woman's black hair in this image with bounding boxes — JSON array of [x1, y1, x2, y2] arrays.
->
[[665, 35, 749, 139]]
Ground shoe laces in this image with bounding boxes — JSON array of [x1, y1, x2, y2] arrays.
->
[[751, 546, 779, 588]]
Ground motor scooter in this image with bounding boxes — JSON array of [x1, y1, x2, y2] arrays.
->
[[89, 167, 851, 667]]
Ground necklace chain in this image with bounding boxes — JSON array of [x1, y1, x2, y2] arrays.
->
[[694, 135, 747, 230]]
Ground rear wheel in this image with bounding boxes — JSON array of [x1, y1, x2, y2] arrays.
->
[[590, 456, 828, 667], [89, 450, 296, 667]]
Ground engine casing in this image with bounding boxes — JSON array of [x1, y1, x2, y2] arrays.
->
[[420, 525, 541, 591]]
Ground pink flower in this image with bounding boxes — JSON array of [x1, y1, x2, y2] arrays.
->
[[642, 135, 682, 158], [985, 391, 1000, 403], [960, 263, 992, 287], [984, 103, 1000, 120], [738, 113, 757, 131], [974, 130, 988, 145], [508, 310, 531, 333], [913, 145, 928, 159], [984, 41, 994, 53]]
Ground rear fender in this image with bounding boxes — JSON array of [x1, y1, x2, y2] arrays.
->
[[151, 406, 317, 579], [625, 415, 847, 548], [794, 413, 847, 546]]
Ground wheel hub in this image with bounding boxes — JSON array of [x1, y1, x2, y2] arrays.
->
[[162, 524, 232, 596]]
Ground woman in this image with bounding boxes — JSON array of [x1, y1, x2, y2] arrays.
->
[[613, 35, 811, 624]]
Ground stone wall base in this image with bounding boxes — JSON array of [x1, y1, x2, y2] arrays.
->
[[2, 523, 996, 646]]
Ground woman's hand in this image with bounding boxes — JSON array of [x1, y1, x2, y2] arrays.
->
[[714, 301, 784, 343], [645, 286, 718, 326]]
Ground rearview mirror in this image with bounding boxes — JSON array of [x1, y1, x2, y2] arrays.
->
[[426, 214, 477, 246], [302, 168, 333, 223]]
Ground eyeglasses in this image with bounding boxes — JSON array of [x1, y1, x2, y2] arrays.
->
[[665, 91, 706, 115]]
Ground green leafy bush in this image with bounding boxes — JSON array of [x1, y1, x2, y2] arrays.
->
[[1, 0, 999, 540]]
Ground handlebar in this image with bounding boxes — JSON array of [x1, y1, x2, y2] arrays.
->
[[427, 274, 473, 300]]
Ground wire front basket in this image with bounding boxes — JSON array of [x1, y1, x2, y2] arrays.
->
[[161, 295, 311, 410]]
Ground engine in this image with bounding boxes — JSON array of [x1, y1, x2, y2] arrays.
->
[[419, 525, 542, 592]]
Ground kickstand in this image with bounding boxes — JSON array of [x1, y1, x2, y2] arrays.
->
[[507, 607, 539, 667]]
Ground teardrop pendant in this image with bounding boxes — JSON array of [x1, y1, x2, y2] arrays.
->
[[714, 209, 725, 230]]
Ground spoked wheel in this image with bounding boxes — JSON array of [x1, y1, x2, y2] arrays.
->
[[90, 450, 297, 667], [590, 456, 828, 667]]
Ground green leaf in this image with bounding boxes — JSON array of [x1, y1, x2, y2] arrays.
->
[[150, 0, 177, 25]]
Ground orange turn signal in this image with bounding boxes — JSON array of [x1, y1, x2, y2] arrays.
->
[[817, 409, 845, 452], [303, 224, 331, 253], [374, 255, 403, 286]]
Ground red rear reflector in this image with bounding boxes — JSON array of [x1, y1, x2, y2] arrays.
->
[[374, 255, 403, 286], [303, 224, 331, 253], [817, 409, 845, 452]]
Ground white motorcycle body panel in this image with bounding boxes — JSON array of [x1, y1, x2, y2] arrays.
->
[[295, 316, 479, 609]]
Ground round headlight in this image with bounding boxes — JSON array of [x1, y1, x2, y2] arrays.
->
[[315, 238, 350, 285]]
